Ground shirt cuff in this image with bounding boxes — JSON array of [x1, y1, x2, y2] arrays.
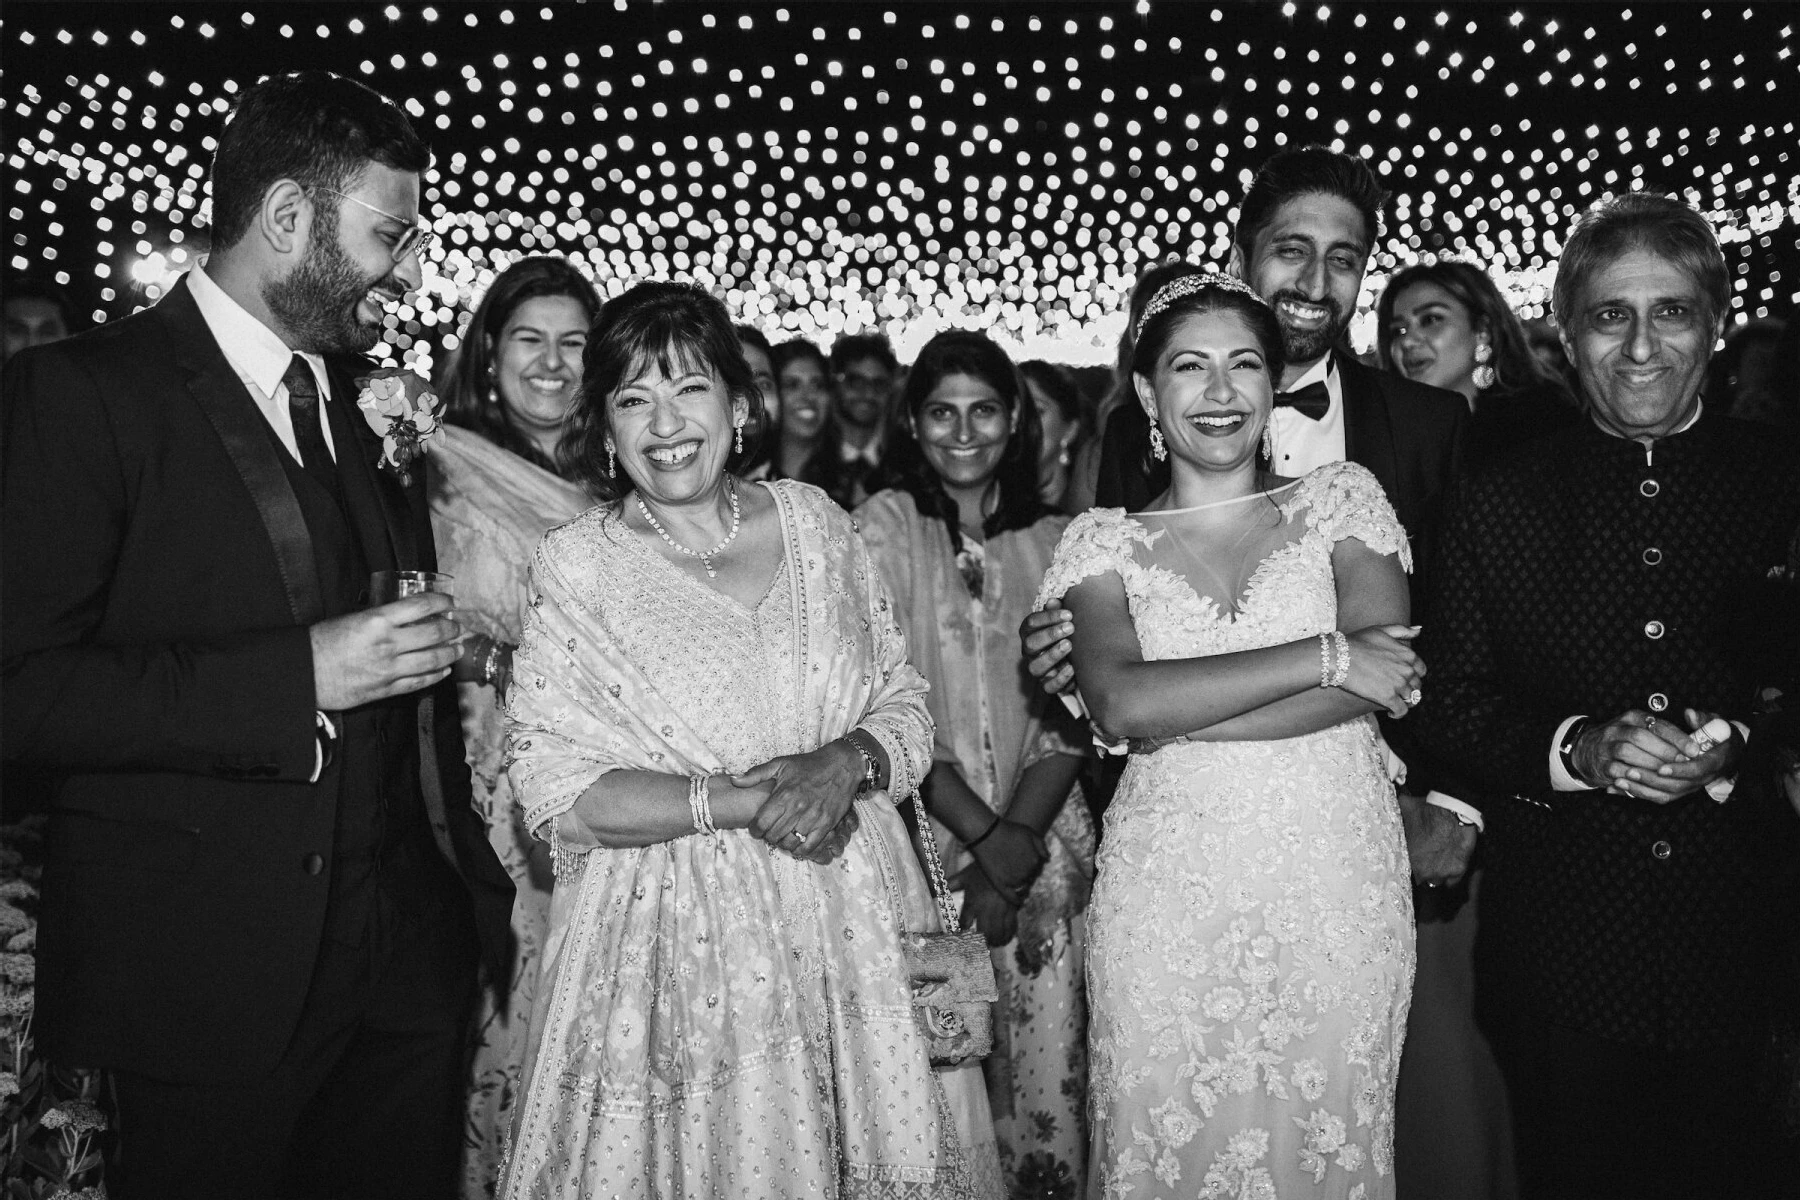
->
[[1702, 721, 1752, 803], [310, 710, 338, 784], [1425, 792, 1485, 833], [1549, 714, 1589, 792]]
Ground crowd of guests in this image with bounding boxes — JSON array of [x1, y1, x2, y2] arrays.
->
[[3, 68, 1798, 1200]]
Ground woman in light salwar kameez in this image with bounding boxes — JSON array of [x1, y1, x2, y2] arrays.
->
[[497, 281, 1002, 1199], [858, 331, 1094, 1200]]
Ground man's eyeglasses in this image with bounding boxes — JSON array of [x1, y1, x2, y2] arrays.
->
[[308, 186, 436, 264]]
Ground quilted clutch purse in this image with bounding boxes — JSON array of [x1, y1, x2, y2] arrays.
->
[[901, 789, 998, 1066]]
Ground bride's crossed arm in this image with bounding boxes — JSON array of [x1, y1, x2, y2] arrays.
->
[[1062, 534, 1423, 744]]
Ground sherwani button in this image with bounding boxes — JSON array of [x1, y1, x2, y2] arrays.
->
[[1644, 620, 1665, 639], [302, 853, 325, 876], [1642, 547, 1662, 566], [1651, 840, 1672, 861], [1648, 693, 1669, 712], [1640, 479, 1660, 498]]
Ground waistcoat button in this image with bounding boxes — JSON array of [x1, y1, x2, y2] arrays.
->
[[1642, 547, 1662, 566], [302, 853, 325, 876], [1640, 479, 1660, 498], [1651, 840, 1672, 861], [1644, 620, 1665, 639], [1647, 692, 1669, 712]]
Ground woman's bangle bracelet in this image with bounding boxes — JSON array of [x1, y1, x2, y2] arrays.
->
[[688, 774, 717, 837], [964, 813, 1003, 849], [1329, 630, 1351, 688], [1317, 632, 1333, 689]]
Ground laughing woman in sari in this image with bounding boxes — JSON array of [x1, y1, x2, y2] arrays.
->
[[498, 281, 1002, 1198], [858, 331, 1095, 1198]]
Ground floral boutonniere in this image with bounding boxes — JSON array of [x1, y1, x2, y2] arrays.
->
[[355, 366, 444, 487]]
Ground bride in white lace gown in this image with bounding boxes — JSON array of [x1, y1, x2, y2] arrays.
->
[[1035, 275, 1423, 1199]]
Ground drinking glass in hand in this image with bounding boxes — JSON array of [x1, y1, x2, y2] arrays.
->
[[369, 569, 455, 606]]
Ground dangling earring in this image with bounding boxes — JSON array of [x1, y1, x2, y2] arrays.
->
[[733, 417, 745, 455], [1148, 417, 1167, 462], [1261, 421, 1274, 463], [605, 439, 617, 477], [1472, 334, 1497, 391]]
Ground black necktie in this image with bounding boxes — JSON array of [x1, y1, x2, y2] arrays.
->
[[281, 355, 341, 500], [1274, 380, 1331, 421]]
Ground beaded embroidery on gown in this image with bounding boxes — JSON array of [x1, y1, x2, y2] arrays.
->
[[1036, 463, 1416, 1200]]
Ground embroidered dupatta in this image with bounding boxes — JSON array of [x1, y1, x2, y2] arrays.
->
[[499, 481, 991, 1198]]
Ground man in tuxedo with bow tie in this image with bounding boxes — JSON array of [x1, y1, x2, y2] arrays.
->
[[2, 72, 513, 1196]]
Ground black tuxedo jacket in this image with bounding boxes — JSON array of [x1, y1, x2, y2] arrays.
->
[[1093, 355, 1468, 607], [1, 278, 514, 1083], [1407, 415, 1800, 1050]]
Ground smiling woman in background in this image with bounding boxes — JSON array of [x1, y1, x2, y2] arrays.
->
[[1378, 260, 1577, 467], [429, 253, 601, 1196], [769, 335, 856, 507], [858, 331, 1095, 1196]]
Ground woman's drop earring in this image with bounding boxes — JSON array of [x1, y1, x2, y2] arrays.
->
[[1148, 417, 1167, 462], [606, 440, 617, 477], [1472, 335, 1497, 391], [1261, 422, 1274, 463], [733, 417, 745, 455]]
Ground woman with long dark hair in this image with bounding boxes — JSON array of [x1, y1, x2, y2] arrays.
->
[[1377, 260, 1577, 467], [858, 330, 1095, 1195], [426, 253, 601, 1195], [769, 336, 856, 507]]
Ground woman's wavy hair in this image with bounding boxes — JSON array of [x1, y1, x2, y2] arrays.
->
[[1375, 260, 1561, 397], [871, 330, 1053, 551], [563, 281, 765, 500], [438, 255, 601, 476]]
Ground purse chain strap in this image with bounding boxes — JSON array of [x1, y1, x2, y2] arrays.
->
[[908, 790, 963, 933]]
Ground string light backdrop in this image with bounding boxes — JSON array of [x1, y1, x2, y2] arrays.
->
[[4, 1, 1795, 373]]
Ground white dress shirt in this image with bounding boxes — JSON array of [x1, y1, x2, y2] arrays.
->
[[186, 266, 338, 465], [1267, 355, 1346, 477]]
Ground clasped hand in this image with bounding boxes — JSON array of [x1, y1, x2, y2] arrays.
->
[[732, 741, 863, 864], [1573, 708, 1740, 803], [953, 818, 1050, 947]]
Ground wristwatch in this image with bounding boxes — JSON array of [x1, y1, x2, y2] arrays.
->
[[1557, 717, 1592, 788]]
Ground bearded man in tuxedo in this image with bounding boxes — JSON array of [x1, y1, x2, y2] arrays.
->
[[2, 71, 513, 1197]]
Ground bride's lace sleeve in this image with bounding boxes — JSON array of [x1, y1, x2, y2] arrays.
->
[[1297, 461, 1413, 573], [1034, 508, 1140, 607]]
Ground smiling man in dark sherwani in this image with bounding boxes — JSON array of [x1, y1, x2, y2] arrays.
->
[[2, 71, 513, 1197], [1408, 192, 1800, 1200]]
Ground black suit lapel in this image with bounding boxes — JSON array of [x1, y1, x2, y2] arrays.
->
[[1336, 355, 1402, 503], [321, 361, 412, 574], [164, 281, 324, 626]]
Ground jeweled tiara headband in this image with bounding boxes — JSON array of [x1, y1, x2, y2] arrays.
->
[[1132, 271, 1267, 345]]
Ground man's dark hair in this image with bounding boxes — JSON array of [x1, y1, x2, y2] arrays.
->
[[1234, 145, 1388, 260], [830, 332, 899, 377], [210, 71, 430, 249]]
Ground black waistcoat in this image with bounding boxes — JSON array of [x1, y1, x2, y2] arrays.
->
[[268, 425, 428, 942]]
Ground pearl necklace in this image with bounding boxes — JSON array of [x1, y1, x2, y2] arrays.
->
[[636, 478, 741, 578]]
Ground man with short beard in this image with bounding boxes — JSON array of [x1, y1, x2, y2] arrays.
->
[[1, 72, 513, 1196]]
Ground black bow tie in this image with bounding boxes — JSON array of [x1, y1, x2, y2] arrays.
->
[[1274, 380, 1330, 421]]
